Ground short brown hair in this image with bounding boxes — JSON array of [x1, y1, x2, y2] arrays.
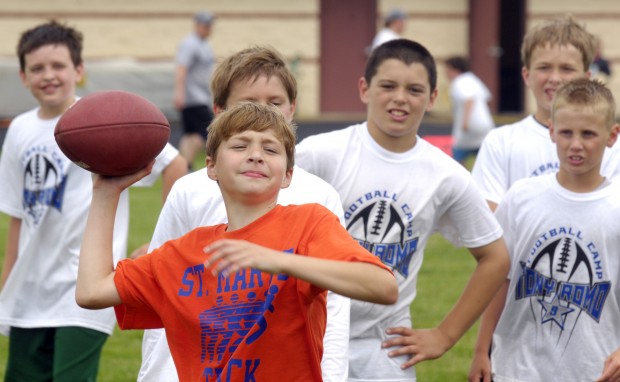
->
[[521, 15, 595, 70], [552, 78, 616, 128], [206, 102, 296, 170], [17, 20, 83, 71], [211, 46, 297, 109]]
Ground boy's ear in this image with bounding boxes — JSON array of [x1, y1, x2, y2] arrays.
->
[[607, 124, 620, 148], [213, 104, 225, 116], [206, 156, 218, 181], [521, 66, 531, 88], [548, 120, 557, 143], [359, 77, 370, 105], [75, 63, 85, 84], [289, 99, 297, 120], [280, 167, 293, 189], [426, 88, 439, 111], [19, 70, 27, 87]]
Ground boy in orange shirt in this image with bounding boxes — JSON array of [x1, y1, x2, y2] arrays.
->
[[76, 102, 397, 381]]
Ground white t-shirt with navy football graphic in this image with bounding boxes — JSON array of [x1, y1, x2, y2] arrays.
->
[[492, 174, 620, 382], [296, 122, 503, 381], [0, 106, 178, 336], [472, 115, 620, 206]]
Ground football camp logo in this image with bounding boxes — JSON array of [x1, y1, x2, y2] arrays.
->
[[23, 149, 67, 226], [515, 227, 611, 352], [345, 190, 418, 277]]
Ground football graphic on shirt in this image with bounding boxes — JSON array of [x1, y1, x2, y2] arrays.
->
[[530, 237, 593, 285], [346, 199, 405, 243]]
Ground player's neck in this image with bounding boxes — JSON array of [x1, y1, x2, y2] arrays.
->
[[556, 170, 606, 193], [222, 197, 279, 231], [533, 109, 551, 128]]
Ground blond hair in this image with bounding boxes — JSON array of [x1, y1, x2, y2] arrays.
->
[[206, 102, 296, 170], [521, 15, 595, 70], [552, 78, 616, 128], [211, 46, 297, 109]]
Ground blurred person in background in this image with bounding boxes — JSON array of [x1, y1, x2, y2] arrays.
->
[[445, 56, 495, 167], [371, 9, 407, 50], [175, 11, 216, 170]]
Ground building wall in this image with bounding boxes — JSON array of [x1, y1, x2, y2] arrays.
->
[[1, 1, 620, 120]]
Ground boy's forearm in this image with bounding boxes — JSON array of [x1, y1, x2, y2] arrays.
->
[[436, 239, 510, 347], [473, 279, 509, 355], [76, 189, 122, 309], [280, 255, 398, 305]]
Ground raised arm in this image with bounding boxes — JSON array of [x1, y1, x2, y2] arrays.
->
[[205, 239, 398, 305], [76, 165, 153, 309]]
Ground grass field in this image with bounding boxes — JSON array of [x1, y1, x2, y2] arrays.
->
[[0, 173, 480, 381]]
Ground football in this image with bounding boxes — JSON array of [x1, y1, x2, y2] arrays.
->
[[54, 90, 170, 176]]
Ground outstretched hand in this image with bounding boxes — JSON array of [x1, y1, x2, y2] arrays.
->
[[204, 239, 284, 276], [382, 326, 452, 370]]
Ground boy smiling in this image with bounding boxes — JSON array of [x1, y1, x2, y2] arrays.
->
[[296, 39, 510, 381], [76, 103, 397, 381], [470, 78, 620, 382]]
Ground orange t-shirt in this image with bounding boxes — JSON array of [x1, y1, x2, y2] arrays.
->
[[114, 203, 390, 382]]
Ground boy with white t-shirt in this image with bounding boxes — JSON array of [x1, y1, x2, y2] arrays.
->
[[295, 38, 510, 381], [471, 15, 620, 211], [469, 78, 620, 382], [137, 46, 353, 382], [0, 20, 185, 381]]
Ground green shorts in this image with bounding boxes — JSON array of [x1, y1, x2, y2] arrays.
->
[[4, 326, 108, 382]]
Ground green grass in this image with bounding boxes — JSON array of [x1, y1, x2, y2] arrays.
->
[[0, 176, 480, 380]]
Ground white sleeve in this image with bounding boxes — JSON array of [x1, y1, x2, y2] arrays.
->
[[471, 131, 509, 205], [133, 143, 179, 188], [322, 292, 350, 382], [147, 177, 191, 251], [0, 123, 25, 217], [138, 329, 178, 382]]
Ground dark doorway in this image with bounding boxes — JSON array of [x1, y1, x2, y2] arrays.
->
[[499, 0, 526, 113], [320, 0, 377, 114]]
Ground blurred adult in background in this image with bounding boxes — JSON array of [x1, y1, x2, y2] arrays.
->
[[175, 11, 215, 169], [590, 36, 612, 81], [445, 56, 495, 166], [371, 9, 406, 50]]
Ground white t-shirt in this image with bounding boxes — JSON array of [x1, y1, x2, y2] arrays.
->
[[137, 166, 352, 382], [0, 107, 177, 335], [492, 174, 620, 382], [450, 71, 494, 149], [471, 115, 620, 205], [296, 123, 503, 381]]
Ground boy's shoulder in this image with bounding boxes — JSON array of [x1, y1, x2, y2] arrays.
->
[[9, 107, 41, 126], [298, 122, 364, 146], [483, 115, 548, 146]]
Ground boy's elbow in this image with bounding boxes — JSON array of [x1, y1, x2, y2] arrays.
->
[[384, 276, 399, 305], [75, 288, 108, 310], [374, 271, 399, 305]]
